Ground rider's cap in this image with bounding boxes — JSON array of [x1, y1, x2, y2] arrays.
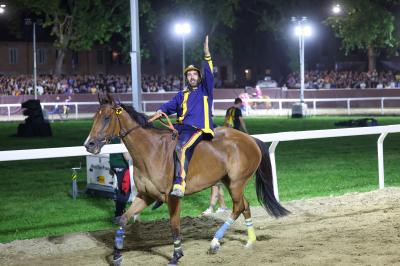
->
[[184, 65, 201, 79]]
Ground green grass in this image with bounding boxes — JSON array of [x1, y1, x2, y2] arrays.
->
[[1, 116, 400, 243]]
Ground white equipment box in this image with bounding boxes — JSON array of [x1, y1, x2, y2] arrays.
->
[[86, 154, 136, 201], [86, 154, 115, 197]]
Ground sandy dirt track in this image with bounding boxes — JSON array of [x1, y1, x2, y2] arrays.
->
[[1, 187, 400, 266]]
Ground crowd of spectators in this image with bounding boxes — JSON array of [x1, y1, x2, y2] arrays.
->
[[285, 70, 400, 89], [3, 70, 400, 96], [0, 74, 185, 96], [0, 74, 134, 96], [141, 74, 182, 92]]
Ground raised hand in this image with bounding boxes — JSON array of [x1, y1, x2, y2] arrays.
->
[[204, 35, 210, 57]]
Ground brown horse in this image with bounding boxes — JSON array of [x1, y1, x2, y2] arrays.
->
[[84, 94, 289, 265]]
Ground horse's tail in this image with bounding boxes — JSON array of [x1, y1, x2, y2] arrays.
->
[[253, 137, 290, 218]]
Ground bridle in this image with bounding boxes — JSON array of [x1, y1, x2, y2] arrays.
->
[[112, 105, 177, 139], [113, 106, 141, 138]]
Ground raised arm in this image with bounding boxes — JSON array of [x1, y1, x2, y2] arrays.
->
[[202, 35, 214, 95]]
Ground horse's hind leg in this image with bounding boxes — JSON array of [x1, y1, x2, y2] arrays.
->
[[167, 196, 184, 266], [210, 183, 247, 253], [242, 197, 257, 248]]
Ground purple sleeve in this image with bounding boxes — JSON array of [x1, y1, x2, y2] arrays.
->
[[202, 59, 214, 96], [159, 93, 180, 115]]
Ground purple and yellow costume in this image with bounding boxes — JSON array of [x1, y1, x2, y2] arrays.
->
[[159, 55, 214, 195]]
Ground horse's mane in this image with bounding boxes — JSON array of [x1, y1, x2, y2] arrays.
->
[[121, 104, 154, 128]]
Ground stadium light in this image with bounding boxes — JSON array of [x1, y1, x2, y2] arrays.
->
[[294, 25, 312, 37], [0, 4, 6, 14], [332, 4, 341, 14], [175, 22, 192, 87]]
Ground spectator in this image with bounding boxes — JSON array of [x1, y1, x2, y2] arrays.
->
[[224, 98, 249, 133], [202, 184, 229, 215], [109, 137, 132, 225]]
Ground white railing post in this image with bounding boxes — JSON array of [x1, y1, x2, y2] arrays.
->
[[7, 106, 11, 120], [377, 132, 388, 189], [380, 98, 385, 115], [347, 99, 351, 115], [143, 102, 147, 113], [278, 100, 282, 116], [75, 104, 78, 120], [313, 100, 316, 115], [268, 141, 280, 201]]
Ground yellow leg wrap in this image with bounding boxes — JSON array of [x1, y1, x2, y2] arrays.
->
[[173, 183, 186, 193], [247, 226, 257, 243]]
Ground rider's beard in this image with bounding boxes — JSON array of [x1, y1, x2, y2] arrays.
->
[[188, 78, 199, 88]]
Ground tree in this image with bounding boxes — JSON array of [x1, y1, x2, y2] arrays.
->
[[325, 0, 400, 71], [115, 0, 153, 64], [14, 0, 134, 75]]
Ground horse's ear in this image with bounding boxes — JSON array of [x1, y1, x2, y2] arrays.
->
[[98, 93, 107, 105], [106, 93, 116, 106]]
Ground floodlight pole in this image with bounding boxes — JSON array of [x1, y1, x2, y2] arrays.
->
[[299, 23, 305, 103], [130, 0, 142, 111], [291, 16, 309, 118], [33, 22, 37, 100]]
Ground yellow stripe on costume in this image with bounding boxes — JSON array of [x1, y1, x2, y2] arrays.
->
[[179, 130, 203, 180], [177, 90, 190, 123], [202, 96, 214, 135], [227, 108, 234, 127], [207, 59, 213, 72]]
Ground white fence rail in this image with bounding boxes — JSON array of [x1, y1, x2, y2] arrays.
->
[[1, 125, 400, 200], [142, 97, 400, 115], [1, 97, 400, 120]]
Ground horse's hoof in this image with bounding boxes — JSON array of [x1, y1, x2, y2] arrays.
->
[[209, 238, 220, 254], [113, 254, 123, 266], [167, 249, 183, 265], [244, 241, 255, 249], [167, 256, 179, 265], [113, 248, 123, 266]]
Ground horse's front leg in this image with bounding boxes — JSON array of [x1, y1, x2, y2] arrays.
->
[[167, 196, 183, 266], [113, 194, 155, 266], [119, 193, 155, 226]]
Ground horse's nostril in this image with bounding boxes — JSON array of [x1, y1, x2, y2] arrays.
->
[[86, 141, 95, 148]]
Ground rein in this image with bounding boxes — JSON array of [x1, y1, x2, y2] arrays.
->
[[113, 106, 177, 139], [148, 112, 178, 134]]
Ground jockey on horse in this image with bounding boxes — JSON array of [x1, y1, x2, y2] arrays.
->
[[155, 35, 214, 198], [84, 35, 289, 266]]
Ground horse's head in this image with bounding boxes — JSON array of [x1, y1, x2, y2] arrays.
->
[[84, 94, 123, 154]]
